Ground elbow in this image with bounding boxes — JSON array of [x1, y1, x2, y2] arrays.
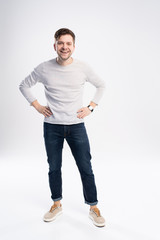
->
[[19, 84, 23, 93], [98, 82, 106, 92], [19, 82, 26, 94]]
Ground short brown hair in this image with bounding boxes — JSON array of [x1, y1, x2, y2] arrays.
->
[[54, 28, 75, 44]]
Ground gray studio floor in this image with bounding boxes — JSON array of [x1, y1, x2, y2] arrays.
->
[[0, 149, 159, 240]]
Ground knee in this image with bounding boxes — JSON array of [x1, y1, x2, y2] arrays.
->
[[48, 161, 61, 174], [79, 164, 93, 176]]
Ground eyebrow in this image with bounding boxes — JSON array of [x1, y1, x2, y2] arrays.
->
[[57, 41, 72, 44]]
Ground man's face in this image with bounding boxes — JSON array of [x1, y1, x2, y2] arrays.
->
[[54, 34, 75, 61]]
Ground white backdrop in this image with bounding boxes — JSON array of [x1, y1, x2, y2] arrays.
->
[[0, 0, 160, 240], [1, 0, 160, 159]]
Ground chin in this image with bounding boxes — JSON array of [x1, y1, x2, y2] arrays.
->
[[60, 56, 71, 61]]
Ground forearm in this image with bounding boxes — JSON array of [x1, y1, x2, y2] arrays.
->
[[89, 101, 98, 109], [19, 73, 39, 104], [31, 99, 40, 109], [31, 100, 53, 117]]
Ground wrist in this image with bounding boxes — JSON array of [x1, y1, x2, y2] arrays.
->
[[87, 105, 94, 112], [31, 100, 40, 109], [89, 101, 97, 109], [87, 101, 97, 112]]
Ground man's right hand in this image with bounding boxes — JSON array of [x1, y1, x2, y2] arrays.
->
[[31, 100, 53, 117]]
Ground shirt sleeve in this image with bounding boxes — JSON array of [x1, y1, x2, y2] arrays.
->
[[19, 63, 44, 105], [84, 63, 106, 105]]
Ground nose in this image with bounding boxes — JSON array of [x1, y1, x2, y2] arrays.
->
[[62, 43, 67, 49]]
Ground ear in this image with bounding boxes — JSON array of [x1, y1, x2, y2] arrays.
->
[[53, 43, 56, 51]]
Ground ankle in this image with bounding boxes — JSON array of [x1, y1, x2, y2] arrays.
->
[[54, 200, 61, 207], [90, 205, 97, 210]]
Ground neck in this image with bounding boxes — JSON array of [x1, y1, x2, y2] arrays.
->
[[56, 57, 73, 66]]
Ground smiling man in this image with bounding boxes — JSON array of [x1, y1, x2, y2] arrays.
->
[[19, 28, 106, 227], [56, 34, 74, 63]]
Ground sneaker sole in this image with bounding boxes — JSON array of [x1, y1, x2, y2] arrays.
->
[[89, 215, 105, 227], [43, 211, 62, 222]]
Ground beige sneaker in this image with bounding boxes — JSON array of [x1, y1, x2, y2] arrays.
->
[[89, 207, 105, 227], [43, 203, 62, 222]]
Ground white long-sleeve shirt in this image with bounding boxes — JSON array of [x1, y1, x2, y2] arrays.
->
[[19, 58, 106, 125]]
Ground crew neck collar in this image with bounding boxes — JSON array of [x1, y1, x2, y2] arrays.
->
[[55, 57, 74, 67]]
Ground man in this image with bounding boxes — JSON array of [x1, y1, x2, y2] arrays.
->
[[19, 28, 106, 227]]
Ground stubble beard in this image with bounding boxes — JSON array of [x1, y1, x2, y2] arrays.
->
[[58, 51, 72, 61]]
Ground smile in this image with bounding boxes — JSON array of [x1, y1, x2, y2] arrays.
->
[[60, 51, 70, 54]]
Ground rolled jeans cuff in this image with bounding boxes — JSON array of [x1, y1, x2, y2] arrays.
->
[[85, 200, 98, 206], [52, 197, 62, 202]]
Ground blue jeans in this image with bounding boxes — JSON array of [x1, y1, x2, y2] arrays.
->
[[43, 122, 98, 206]]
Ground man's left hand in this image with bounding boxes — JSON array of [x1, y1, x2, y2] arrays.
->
[[77, 107, 91, 119]]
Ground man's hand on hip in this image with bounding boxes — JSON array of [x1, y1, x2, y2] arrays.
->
[[77, 107, 91, 119], [31, 100, 53, 117]]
